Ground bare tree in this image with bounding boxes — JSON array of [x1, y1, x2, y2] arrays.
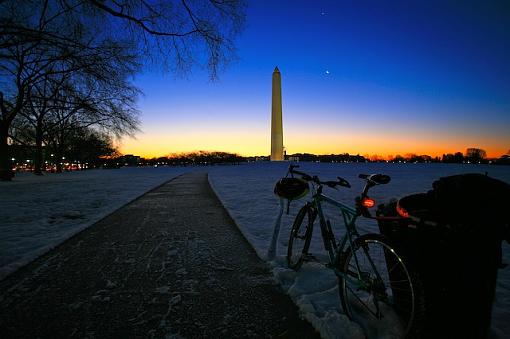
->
[[1, 0, 245, 77], [85, 0, 246, 77], [44, 67, 140, 172], [19, 38, 140, 174], [0, 0, 102, 179], [1, 33, 140, 177], [19, 71, 67, 174], [465, 148, 487, 163], [1, 0, 245, 180], [64, 127, 118, 166]]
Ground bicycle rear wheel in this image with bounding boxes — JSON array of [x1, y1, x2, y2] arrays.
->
[[338, 234, 421, 337], [287, 204, 314, 270]]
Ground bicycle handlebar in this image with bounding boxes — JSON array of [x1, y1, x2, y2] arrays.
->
[[289, 165, 390, 192], [289, 165, 351, 188], [288, 165, 392, 218]]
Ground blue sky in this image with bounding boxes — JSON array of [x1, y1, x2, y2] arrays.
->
[[122, 0, 510, 158]]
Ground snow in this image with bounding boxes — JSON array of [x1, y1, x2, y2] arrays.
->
[[1, 162, 509, 338], [0, 166, 191, 279], [208, 162, 510, 339]]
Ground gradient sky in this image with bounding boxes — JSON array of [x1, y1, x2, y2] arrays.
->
[[120, 0, 510, 158]]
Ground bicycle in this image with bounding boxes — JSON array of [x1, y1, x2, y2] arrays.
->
[[281, 164, 422, 337]]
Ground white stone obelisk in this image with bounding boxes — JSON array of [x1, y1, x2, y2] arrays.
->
[[271, 67, 284, 161]]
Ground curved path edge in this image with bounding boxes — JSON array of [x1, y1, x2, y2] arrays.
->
[[0, 172, 319, 338]]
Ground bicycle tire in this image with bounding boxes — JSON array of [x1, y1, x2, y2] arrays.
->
[[287, 204, 314, 270], [338, 233, 423, 337]]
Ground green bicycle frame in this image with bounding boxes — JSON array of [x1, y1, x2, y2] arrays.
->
[[309, 191, 376, 290]]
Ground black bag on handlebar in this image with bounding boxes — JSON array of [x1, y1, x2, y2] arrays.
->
[[274, 177, 309, 201]]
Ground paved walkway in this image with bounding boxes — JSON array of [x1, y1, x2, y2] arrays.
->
[[0, 173, 319, 338]]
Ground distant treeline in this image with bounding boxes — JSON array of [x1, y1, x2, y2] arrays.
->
[[119, 147, 510, 167], [11, 147, 509, 172], [126, 151, 245, 167], [282, 148, 509, 165]]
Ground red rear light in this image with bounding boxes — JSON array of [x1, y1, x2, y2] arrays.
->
[[397, 204, 409, 218], [362, 198, 375, 208]]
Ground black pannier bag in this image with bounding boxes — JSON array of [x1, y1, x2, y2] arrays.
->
[[377, 173, 510, 339]]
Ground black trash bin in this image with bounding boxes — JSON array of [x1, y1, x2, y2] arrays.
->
[[377, 173, 510, 339]]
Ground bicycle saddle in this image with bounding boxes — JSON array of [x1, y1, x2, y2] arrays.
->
[[359, 173, 391, 185]]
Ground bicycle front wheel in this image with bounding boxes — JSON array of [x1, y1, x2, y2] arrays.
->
[[338, 234, 419, 337], [286, 204, 314, 270]]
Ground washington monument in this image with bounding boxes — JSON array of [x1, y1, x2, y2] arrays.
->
[[271, 67, 284, 161]]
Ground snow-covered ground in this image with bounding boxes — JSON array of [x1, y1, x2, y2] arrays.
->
[[0, 166, 191, 279], [1, 162, 509, 338], [208, 162, 510, 339]]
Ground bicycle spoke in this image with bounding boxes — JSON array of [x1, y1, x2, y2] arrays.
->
[[287, 205, 314, 270], [339, 235, 418, 337], [345, 285, 381, 319], [387, 261, 401, 274]]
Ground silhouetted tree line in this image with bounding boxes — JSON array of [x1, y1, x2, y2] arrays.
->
[[136, 151, 245, 167], [284, 148, 509, 165], [287, 153, 367, 163], [0, 0, 246, 180], [97, 147, 510, 169], [382, 148, 506, 164], [386, 148, 508, 165], [441, 148, 490, 164]]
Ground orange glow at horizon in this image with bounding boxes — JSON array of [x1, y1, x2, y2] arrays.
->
[[121, 1, 510, 163], [119, 124, 508, 159]]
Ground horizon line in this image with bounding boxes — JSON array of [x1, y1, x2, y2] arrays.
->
[[121, 149, 508, 160]]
